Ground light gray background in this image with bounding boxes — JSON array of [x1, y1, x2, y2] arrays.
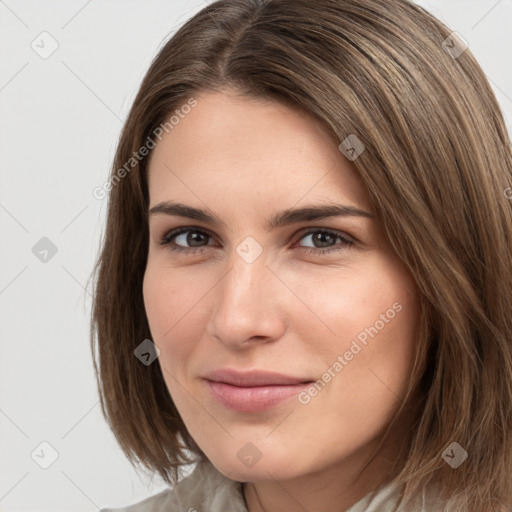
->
[[1, 1, 511, 511]]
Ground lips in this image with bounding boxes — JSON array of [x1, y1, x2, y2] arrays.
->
[[203, 368, 313, 387], [203, 369, 314, 412]]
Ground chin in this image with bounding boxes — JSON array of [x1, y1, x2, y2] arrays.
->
[[209, 449, 305, 483]]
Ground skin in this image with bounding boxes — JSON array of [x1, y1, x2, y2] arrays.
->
[[143, 90, 421, 512]]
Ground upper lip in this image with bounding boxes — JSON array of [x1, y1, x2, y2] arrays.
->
[[203, 369, 313, 387]]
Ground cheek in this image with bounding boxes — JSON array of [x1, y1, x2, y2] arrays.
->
[[291, 257, 419, 398], [142, 266, 201, 359], [287, 263, 410, 356], [142, 266, 170, 341], [142, 266, 204, 409]]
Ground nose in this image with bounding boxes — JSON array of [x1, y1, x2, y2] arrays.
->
[[206, 248, 287, 350]]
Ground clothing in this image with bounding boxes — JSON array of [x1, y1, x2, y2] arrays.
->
[[99, 458, 404, 512]]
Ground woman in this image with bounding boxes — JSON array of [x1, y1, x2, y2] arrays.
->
[[90, 0, 512, 510]]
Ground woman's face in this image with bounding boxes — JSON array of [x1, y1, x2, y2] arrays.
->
[[143, 91, 420, 483]]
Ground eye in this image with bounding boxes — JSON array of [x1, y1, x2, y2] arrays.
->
[[159, 227, 215, 254], [159, 227, 355, 255], [295, 228, 354, 255]]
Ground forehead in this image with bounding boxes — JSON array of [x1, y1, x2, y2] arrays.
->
[[146, 91, 371, 214]]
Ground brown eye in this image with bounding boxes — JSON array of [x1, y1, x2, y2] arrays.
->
[[296, 229, 354, 255], [159, 227, 355, 256], [160, 227, 215, 253]]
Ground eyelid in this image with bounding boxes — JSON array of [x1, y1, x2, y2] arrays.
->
[[159, 225, 218, 245], [296, 226, 357, 245], [159, 225, 357, 253]]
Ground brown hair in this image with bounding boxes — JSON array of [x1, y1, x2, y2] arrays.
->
[[89, 0, 512, 509]]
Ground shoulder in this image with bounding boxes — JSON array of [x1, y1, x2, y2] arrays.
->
[[99, 486, 172, 512], [99, 459, 247, 512]]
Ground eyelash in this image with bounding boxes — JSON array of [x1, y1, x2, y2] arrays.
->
[[158, 226, 355, 256]]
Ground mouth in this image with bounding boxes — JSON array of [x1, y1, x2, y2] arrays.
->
[[203, 369, 314, 412]]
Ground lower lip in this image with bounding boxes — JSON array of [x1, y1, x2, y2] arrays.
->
[[206, 380, 312, 412]]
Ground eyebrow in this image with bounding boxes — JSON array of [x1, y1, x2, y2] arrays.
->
[[148, 201, 374, 230]]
